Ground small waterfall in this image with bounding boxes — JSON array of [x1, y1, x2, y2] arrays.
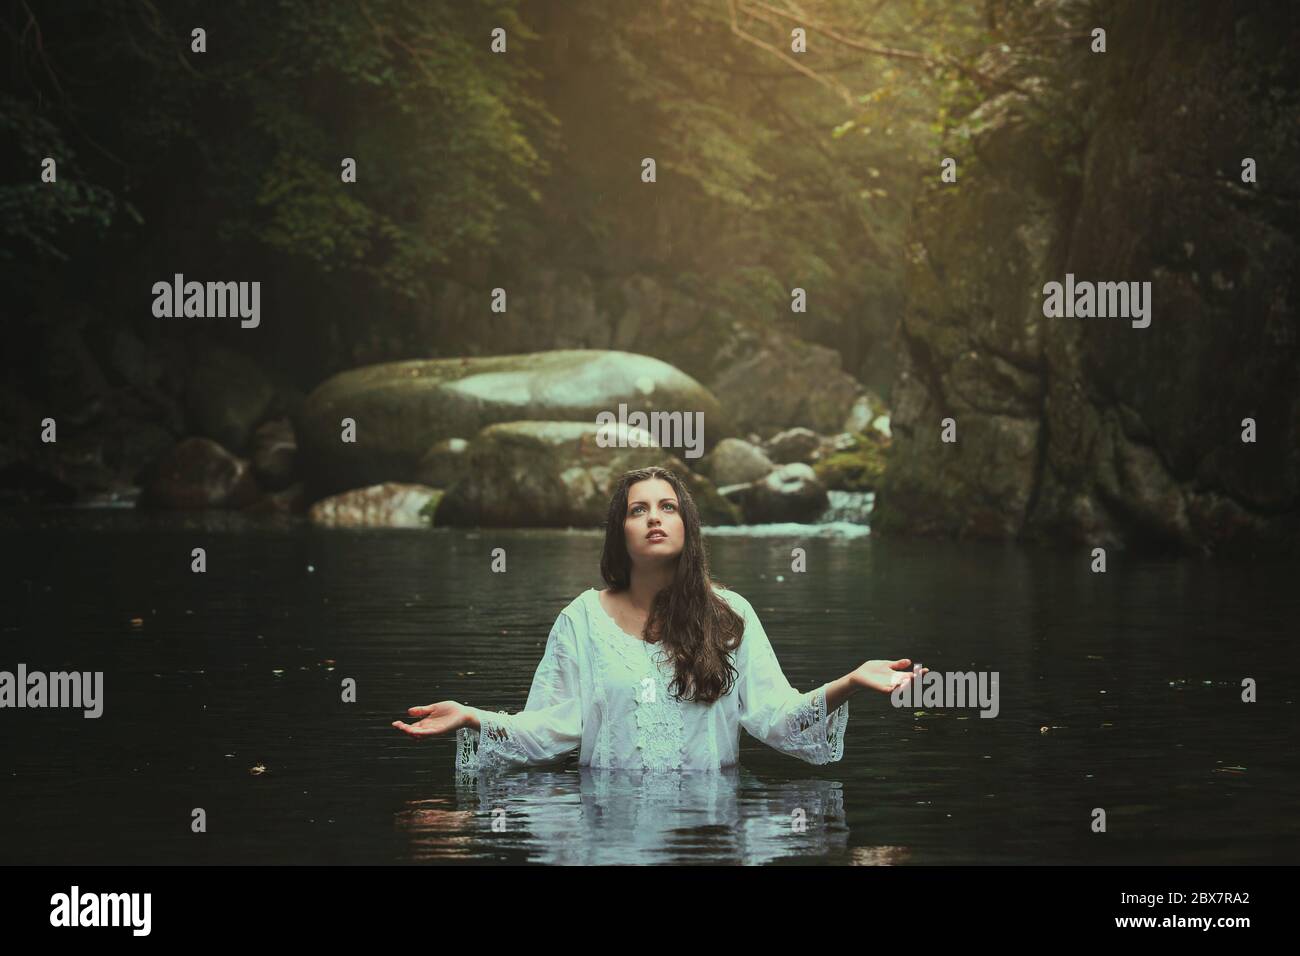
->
[[818, 490, 874, 525], [704, 490, 874, 537]]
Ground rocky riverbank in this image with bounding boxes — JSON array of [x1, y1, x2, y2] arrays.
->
[[2, 338, 888, 529]]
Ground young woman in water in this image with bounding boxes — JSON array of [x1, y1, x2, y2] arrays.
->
[[392, 465, 923, 771]]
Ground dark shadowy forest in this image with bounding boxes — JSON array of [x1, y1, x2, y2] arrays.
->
[[2, 0, 1297, 554]]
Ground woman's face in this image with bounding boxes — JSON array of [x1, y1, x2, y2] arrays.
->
[[623, 477, 685, 565]]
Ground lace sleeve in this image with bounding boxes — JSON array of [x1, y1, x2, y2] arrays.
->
[[735, 598, 848, 765], [455, 611, 583, 774]]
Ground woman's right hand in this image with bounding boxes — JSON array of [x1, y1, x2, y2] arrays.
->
[[392, 700, 474, 738]]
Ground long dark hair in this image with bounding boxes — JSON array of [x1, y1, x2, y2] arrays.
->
[[599, 466, 744, 704]]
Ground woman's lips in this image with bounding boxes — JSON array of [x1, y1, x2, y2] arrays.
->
[[646, 531, 667, 541]]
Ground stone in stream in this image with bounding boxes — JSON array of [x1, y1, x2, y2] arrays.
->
[[723, 462, 830, 524], [435, 420, 739, 528], [138, 436, 260, 510], [701, 437, 775, 485], [296, 350, 731, 497], [308, 482, 440, 528], [249, 417, 297, 492], [765, 427, 821, 465]]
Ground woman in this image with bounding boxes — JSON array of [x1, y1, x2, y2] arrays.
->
[[393, 465, 923, 772]]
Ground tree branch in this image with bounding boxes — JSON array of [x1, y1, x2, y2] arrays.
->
[[737, 0, 1028, 96], [728, 0, 855, 108]]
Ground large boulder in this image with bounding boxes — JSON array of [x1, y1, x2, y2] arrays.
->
[[702, 437, 775, 485], [436, 420, 666, 527], [297, 350, 730, 497], [729, 463, 830, 524], [435, 420, 738, 528]]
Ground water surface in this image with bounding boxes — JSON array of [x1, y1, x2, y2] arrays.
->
[[1, 513, 1296, 864]]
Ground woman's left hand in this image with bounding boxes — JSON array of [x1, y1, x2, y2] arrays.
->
[[852, 658, 927, 694]]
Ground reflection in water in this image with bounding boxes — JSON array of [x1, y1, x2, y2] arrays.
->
[[397, 766, 880, 865]]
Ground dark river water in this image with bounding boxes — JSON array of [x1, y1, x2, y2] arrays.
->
[[1, 511, 1297, 865]]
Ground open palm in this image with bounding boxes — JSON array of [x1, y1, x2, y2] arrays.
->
[[854, 658, 927, 694], [392, 701, 467, 738]]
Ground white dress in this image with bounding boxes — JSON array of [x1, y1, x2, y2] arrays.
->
[[455, 586, 849, 773]]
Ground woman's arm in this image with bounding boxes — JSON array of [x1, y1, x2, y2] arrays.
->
[[393, 612, 584, 772], [823, 673, 857, 715], [734, 593, 923, 765]]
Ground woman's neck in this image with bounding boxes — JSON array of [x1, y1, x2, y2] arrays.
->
[[626, 562, 676, 610]]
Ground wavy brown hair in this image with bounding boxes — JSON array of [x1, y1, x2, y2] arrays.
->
[[599, 466, 744, 704]]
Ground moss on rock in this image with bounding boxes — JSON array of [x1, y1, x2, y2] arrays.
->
[[813, 432, 889, 492]]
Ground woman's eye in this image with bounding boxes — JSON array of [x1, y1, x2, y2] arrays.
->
[[664, 503, 675, 511]]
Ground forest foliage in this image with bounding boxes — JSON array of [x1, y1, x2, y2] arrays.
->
[[2, 0, 1094, 375]]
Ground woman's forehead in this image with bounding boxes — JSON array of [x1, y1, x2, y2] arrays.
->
[[627, 478, 678, 503]]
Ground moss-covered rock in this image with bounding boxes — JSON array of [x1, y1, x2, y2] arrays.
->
[[437, 421, 658, 527], [813, 432, 889, 492], [433, 421, 739, 528], [297, 350, 731, 498]]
